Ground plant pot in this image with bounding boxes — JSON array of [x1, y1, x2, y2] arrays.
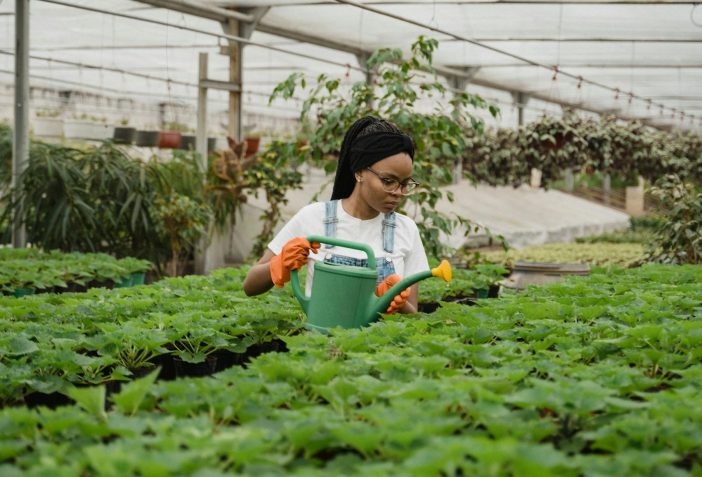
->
[[179, 135, 196, 150], [113, 127, 136, 144], [135, 130, 160, 147], [13, 287, 35, 298], [32, 118, 64, 139], [474, 288, 489, 299], [113, 276, 132, 288], [173, 355, 218, 378], [159, 131, 182, 149], [244, 137, 260, 157], [418, 302, 440, 313], [130, 272, 145, 286]]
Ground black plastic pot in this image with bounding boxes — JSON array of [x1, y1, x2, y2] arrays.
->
[[135, 130, 160, 147], [180, 135, 196, 150], [113, 127, 136, 144], [173, 355, 218, 378]]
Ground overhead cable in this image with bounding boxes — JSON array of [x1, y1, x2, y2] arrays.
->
[[334, 0, 697, 125], [37, 0, 365, 73]]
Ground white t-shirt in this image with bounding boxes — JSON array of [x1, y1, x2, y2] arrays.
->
[[268, 201, 430, 294]]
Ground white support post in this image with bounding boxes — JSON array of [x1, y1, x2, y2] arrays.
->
[[564, 169, 575, 192], [625, 176, 645, 217], [356, 53, 375, 109], [196, 53, 208, 173], [224, 19, 242, 141], [445, 70, 478, 185], [603, 173, 611, 206], [12, 0, 30, 248], [193, 52, 210, 275]]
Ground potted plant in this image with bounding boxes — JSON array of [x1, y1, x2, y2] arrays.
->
[[159, 131, 182, 149], [179, 135, 196, 150], [135, 129, 160, 147], [244, 131, 262, 157], [160, 121, 190, 149], [113, 118, 136, 145]]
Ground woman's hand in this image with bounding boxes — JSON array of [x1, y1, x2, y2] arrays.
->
[[375, 274, 413, 314], [269, 237, 320, 287]]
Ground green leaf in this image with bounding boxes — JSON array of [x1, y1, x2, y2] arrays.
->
[[64, 385, 107, 421], [7, 336, 39, 356], [110, 367, 160, 415]]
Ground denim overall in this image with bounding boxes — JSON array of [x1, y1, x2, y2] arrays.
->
[[322, 200, 396, 285]]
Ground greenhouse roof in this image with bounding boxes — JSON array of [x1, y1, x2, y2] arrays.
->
[[1, 0, 701, 131]]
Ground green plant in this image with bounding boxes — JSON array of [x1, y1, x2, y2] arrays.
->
[[153, 193, 211, 276], [1, 264, 702, 474], [35, 109, 61, 119], [162, 121, 192, 133], [646, 175, 702, 264], [269, 36, 498, 258], [521, 111, 589, 188]]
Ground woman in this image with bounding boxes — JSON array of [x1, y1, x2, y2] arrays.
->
[[243, 116, 429, 314]]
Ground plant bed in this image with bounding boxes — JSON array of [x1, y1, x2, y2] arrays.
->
[[1, 265, 702, 475], [0, 250, 151, 295]]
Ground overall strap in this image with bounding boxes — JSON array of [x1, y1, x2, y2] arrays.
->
[[323, 200, 339, 248], [382, 211, 396, 253]]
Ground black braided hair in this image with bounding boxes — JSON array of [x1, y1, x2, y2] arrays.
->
[[330, 116, 411, 200]]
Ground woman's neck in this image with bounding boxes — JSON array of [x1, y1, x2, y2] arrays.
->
[[341, 193, 379, 220]]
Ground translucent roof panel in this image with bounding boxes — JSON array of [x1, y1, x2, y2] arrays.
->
[[0, 0, 699, 132]]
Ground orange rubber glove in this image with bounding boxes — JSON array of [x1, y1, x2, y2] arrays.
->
[[269, 237, 320, 288], [375, 274, 411, 314]]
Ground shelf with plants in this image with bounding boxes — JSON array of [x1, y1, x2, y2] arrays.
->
[[0, 264, 700, 475], [0, 249, 151, 296]]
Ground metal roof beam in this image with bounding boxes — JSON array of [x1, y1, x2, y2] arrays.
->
[[134, 0, 253, 22]]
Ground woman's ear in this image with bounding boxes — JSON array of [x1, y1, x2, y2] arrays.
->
[[355, 173, 363, 182]]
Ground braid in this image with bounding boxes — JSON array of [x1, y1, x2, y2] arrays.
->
[[330, 116, 410, 200], [356, 118, 403, 139], [331, 116, 379, 200]]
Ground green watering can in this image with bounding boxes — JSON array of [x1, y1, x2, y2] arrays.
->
[[290, 235, 452, 332]]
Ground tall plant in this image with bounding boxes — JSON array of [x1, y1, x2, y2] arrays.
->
[[647, 175, 702, 264], [269, 36, 498, 258]]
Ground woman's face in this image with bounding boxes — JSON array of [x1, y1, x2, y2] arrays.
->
[[356, 152, 413, 214]]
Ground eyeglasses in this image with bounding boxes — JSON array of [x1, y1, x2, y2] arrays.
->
[[365, 167, 420, 195]]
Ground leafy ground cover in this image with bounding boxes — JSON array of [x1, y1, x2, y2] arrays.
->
[[0, 248, 151, 295], [0, 264, 700, 475], [482, 242, 646, 268]]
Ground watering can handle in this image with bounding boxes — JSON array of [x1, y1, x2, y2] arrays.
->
[[306, 235, 376, 270]]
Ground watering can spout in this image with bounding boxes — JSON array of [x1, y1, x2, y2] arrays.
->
[[370, 260, 452, 317]]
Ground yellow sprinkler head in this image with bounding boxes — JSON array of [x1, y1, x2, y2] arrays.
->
[[431, 260, 452, 283]]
